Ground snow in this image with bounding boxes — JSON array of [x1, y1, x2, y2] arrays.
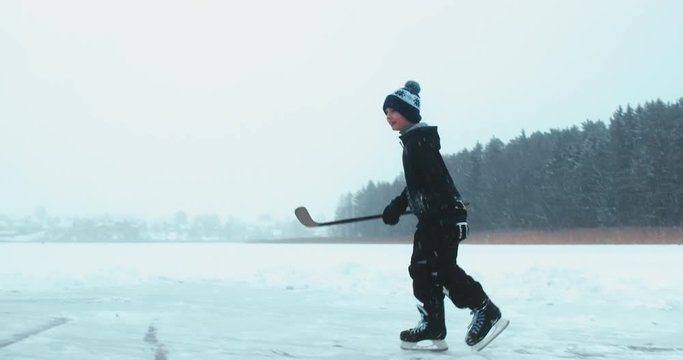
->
[[1, 243, 682, 359]]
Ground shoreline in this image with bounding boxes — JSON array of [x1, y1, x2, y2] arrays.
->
[[1, 226, 681, 244], [254, 226, 683, 244]]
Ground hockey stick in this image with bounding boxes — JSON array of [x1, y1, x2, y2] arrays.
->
[[294, 206, 412, 228]]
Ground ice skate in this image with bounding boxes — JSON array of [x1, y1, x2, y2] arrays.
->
[[400, 303, 448, 351], [465, 299, 509, 351]]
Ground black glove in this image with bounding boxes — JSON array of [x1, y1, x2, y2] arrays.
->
[[382, 194, 408, 225]]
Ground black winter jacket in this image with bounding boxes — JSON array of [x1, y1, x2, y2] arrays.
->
[[393, 124, 466, 223]]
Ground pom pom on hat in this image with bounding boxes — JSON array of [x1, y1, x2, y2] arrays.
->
[[382, 80, 422, 123], [404, 80, 421, 96]]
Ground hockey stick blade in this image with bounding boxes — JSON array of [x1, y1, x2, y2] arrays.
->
[[294, 207, 320, 227], [295, 206, 411, 228]]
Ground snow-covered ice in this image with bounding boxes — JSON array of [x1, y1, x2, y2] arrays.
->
[[1, 243, 682, 359]]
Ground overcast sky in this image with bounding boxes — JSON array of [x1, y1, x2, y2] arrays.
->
[[2, 0, 682, 222]]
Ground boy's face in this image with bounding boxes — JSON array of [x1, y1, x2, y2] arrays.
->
[[385, 107, 412, 131]]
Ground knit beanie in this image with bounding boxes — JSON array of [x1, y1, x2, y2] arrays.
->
[[382, 80, 422, 123]]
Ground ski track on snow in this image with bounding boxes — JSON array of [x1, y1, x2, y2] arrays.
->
[[0, 317, 69, 349], [144, 322, 169, 360]]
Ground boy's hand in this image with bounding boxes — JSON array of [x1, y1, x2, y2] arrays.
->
[[382, 193, 408, 225], [382, 204, 402, 225]]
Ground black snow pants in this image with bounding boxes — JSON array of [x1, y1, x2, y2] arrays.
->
[[409, 218, 487, 311]]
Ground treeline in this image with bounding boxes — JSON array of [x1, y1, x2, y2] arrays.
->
[[332, 98, 683, 237], [0, 210, 315, 242]]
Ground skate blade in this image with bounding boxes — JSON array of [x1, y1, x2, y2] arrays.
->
[[470, 317, 510, 352], [400, 339, 448, 351]]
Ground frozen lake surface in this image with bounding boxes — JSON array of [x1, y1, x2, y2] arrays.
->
[[1, 243, 682, 359]]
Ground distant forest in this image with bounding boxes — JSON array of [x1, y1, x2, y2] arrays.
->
[[332, 98, 683, 238]]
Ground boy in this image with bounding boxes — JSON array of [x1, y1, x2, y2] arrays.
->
[[382, 80, 508, 351]]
